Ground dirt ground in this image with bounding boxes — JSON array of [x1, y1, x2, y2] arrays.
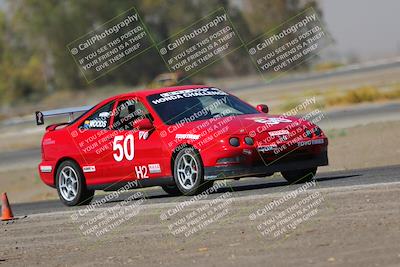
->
[[1, 183, 399, 267], [1, 120, 399, 203]]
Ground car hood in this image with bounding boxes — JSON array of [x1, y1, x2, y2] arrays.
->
[[171, 113, 316, 139], [229, 113, 306, 132]]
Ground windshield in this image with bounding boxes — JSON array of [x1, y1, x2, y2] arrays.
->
[[147, 87, 259, 125]]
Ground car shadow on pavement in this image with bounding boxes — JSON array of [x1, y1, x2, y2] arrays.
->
[[315, 174, 361, 182], [105, 174, 362, 204], [215, 174, 362, 193]]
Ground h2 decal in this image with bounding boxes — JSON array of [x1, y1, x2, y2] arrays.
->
[[135, 166, 149, 179], [113, 134, 134, 162]]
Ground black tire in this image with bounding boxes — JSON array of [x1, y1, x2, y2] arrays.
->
[[55, 160, 95, 206], [161, 185, 182, 196], [281, 167, 317, 184], [173, 147, 211, 195]]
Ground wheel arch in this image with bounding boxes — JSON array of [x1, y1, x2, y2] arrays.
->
[[54, 157, 85, 186], [170, 143, 204, 174]]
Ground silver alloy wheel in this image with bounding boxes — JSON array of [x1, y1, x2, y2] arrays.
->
[[58, 166, 79, 201], [176, 152, 199, 190]]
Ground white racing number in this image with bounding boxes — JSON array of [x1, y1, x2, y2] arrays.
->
[[113, 134, 135, 162]]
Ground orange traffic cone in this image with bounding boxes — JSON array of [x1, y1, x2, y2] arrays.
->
[[1, 192, 14, 221]]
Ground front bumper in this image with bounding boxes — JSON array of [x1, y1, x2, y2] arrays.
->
[[204, 150, 328, 180]]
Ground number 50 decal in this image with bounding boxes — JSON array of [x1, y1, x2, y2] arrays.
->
[[113, 134, 134, 162]]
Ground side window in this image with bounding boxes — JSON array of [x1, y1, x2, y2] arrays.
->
[[113, 99, 151, 130], [80, 102, 114, 130], [135, 101, 153, 121]]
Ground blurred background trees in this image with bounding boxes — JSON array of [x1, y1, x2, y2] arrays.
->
[[0, 0, 320, 106]]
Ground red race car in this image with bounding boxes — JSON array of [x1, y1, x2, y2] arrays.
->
[[36, 85, 328, 206]]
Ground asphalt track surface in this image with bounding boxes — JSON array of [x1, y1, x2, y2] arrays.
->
[[11, 164, 400, 217]]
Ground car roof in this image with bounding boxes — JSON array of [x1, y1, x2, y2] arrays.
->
[[106, 85, 213, 102]]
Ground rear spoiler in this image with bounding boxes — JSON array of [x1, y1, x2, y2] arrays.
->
[[35, 105, 93, 125]]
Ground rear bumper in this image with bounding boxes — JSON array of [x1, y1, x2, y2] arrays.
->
[[38, 161, 56, 187], [204, 150, 328, 180]]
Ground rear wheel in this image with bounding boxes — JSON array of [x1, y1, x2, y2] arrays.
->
[[281, 167, 317, 184], [56, 160, 94, 206], [173, 148, 212, 195]]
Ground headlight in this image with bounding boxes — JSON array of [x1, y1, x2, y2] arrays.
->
[[244, 136, 254, 145], [229, 137, 240, 147]]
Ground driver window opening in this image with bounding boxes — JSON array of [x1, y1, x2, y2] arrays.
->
[[113, 99, 152, 130]]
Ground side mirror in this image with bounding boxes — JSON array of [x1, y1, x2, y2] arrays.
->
[[133, 118, 153, 130], [256, 104, 269, 114]]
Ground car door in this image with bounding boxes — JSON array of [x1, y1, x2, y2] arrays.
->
[[73, 100, 116, 183], [102, 96, 167, 183]]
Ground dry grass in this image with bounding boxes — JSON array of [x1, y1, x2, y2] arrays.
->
[[325, 84, 400, 106], [278, 84, 400, 112], [313, 61, 343, 72], [278, 95, 325, 113]]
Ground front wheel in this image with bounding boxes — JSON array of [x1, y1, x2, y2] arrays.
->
[[173, 148, 212, 195], [56, 160, 95, 206], [281, 167, 317, 184]]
